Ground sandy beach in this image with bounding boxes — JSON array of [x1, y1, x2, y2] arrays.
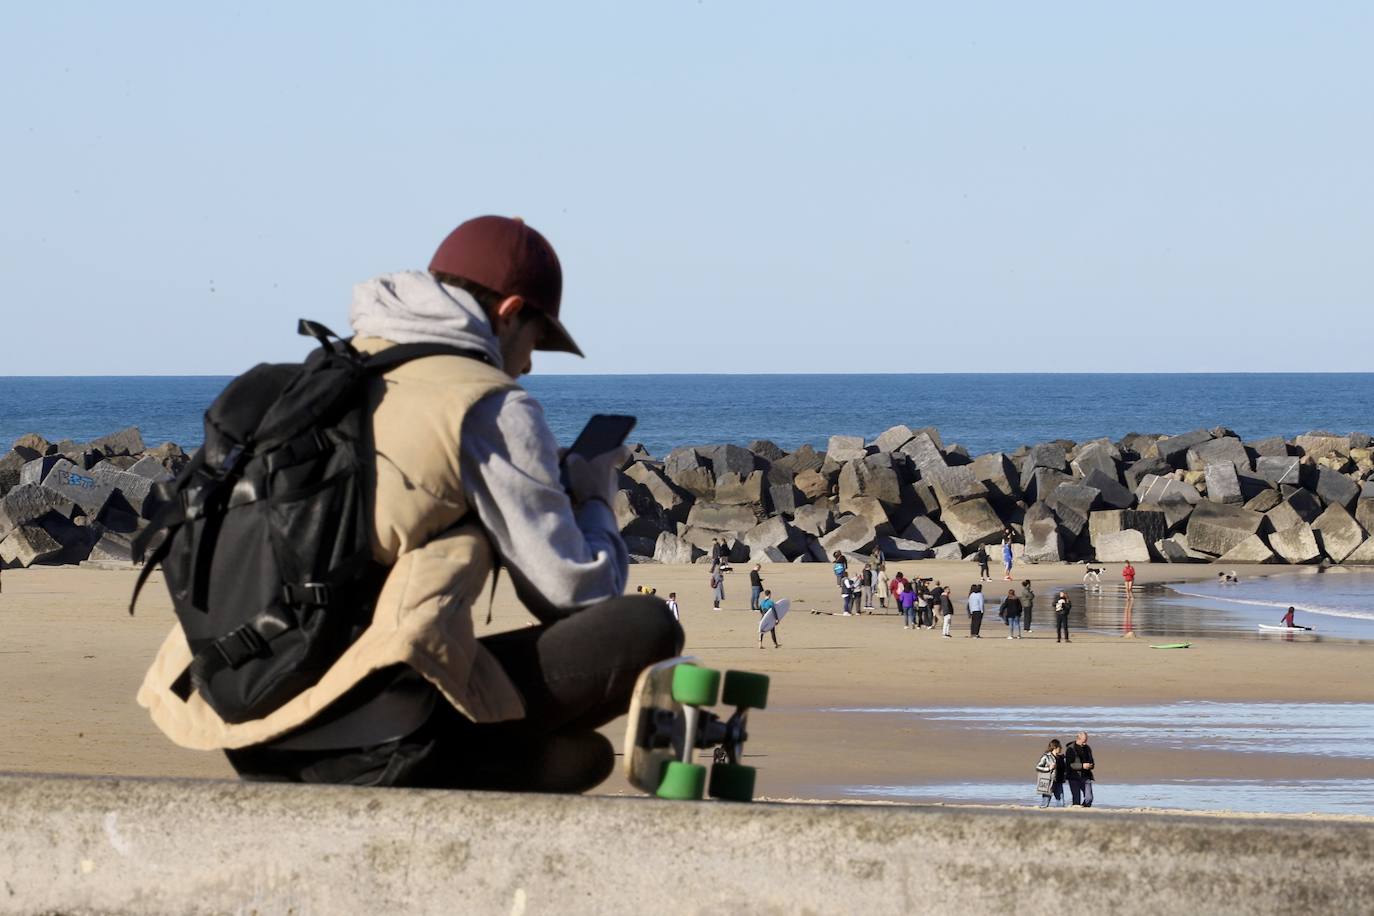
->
[[1, 560, 1370, 814]]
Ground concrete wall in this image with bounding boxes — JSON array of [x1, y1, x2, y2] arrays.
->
[[1, 774, 1371, 915]]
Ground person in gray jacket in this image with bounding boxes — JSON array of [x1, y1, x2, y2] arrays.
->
[[967, 584, 985, 638]]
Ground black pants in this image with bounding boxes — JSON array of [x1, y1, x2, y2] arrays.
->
[[1056, 612, 1070, 641], [227, 595, 683, 791], [1024, 605, 1034, 631], [970, 611, 983, 636]]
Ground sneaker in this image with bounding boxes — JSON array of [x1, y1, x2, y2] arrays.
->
[[1007, 636, 1014, 640], [842, 611, 853, 616], [943, 634, 952, 639], [904, 625, 910, 630]]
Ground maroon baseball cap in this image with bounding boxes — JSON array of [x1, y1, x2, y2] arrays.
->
[[428, 215, 582, 357]]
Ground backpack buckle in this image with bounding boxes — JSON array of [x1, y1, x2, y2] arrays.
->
[[284, 581, 333, 608], [212, 625, 270, 669]]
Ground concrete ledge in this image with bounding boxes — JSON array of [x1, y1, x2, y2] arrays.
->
[[2, 774, 1372, 915]]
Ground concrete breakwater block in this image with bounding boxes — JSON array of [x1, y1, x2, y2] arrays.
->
[[2, 775, 1373, 915], [9, 423, 1374, 570]]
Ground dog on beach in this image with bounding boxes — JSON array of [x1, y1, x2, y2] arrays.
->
[[1082, 566, 1104, 590]]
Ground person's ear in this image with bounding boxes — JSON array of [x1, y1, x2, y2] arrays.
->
[[493, 295, 525, 333]]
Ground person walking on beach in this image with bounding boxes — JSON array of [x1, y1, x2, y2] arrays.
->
[[1021, 580, 1036, 633], [898, 579, 917, 629], [1052, 741, 1068, 806], [860, 564, 875, 611], [1064, 732, 1096, 806], [710, 567, 725, 609], [914, 581, 930, 629], [939, 584, 954, 638], [1036, 739, 1063, 808], [758, 590, 781, 649], [1121, 561, 1136, 596], [975, 545, 991, 582], [749, 564, 764, 611], [840, 572, 857, 616], [927, 582, 943, 629], [967, 584, 985, 637], [1001, 530, 1015, 581], [875, 567, 890, 611], [1002, 588, 1024, 639], [888, 571, 905, 612], [1054, 591, 1072, 643], [666, 592, 680, 622]]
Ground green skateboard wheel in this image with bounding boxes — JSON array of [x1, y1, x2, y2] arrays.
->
[[657, 761, 707, 800], [708, 763, 757, 802], [671, 664, 720, 707], [721, 670, 770, 709]]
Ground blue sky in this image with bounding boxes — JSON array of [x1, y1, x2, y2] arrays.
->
[[2, 3, 1371, 374]]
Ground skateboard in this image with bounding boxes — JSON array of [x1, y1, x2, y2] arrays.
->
[[623, 656, 769, 801]]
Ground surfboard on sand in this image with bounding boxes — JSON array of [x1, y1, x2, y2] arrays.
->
[[759, 598, 790, 633], [1150, 643, 1191, 649], [1258, 624, 1314, 632]]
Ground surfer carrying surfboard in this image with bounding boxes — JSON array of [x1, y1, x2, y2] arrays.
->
[[758, 591, 783, 649]]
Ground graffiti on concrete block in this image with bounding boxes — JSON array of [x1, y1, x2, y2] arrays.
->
[[55, 470, 98, 490]]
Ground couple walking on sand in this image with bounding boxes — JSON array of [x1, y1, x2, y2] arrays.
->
[[1035, 732, 1096, 807]]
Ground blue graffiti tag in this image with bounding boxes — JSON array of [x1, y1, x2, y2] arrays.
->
[[57, 470, 98, 490]]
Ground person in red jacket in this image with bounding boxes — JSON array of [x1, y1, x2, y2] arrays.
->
[[1121, 561, 1136, 596]]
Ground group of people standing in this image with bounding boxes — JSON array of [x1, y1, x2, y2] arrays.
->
[[1035, 732, 1097, 807], [827, 548, 1078, 642], [966, 582, 1075, 641]]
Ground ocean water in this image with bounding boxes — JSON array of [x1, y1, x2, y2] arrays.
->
[[1166, 569, 1374, 639], [823, 701, 1374, 813], [839, 779, 1374, 816], [1027, 577, 1374, 641], [825, 702, 1374, 758], [3, 372, 1374, 457]]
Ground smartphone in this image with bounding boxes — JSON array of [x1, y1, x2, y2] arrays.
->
[[566, 414, 637, 461]]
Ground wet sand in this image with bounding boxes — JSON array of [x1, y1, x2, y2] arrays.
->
[[0, 561, 1370, 815]]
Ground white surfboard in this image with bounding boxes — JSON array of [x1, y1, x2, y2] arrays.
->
[[1258, 623, 1314, 632], [759, 598, 791, 633]]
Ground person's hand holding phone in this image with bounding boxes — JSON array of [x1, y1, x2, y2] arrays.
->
[[563, 447, 629, 508], [560, 414, 635, 507]]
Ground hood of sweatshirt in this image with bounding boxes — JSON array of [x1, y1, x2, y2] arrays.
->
[[348, 270, 504, 369]]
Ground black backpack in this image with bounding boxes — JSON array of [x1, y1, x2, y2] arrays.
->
[[131, 320, 488, 724]]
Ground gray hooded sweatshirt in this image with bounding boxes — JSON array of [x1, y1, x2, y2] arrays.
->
[[349, 271, 627, 617]]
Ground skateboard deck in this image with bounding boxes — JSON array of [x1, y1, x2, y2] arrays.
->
[[623, 656, 769, 801]]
